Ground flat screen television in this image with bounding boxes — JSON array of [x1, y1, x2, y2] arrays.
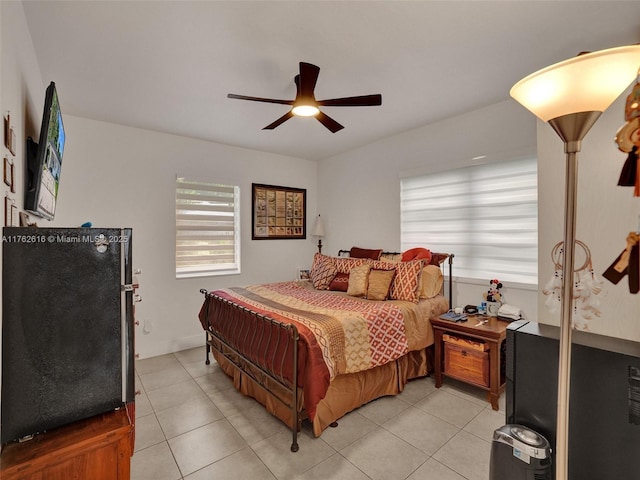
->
[[25, 81, 65, 220]]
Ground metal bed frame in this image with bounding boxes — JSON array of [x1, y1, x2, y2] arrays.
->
[[199, 289, 301, 452]]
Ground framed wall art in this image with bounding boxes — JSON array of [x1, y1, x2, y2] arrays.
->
[[252, 183, 306, 240], [4, 114, 16, 156], [4, 156, 15, 193]]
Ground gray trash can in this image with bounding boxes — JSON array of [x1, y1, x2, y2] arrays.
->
[[489, 424, 552, 480]]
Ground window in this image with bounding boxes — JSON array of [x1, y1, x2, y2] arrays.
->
[[400, 157, 537, 284], [176, 177, 240, 278]]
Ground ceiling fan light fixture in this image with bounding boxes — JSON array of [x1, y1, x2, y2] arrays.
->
[[292, 104, 320, 117]]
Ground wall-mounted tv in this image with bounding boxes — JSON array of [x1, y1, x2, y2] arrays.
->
[[25, 81, 65, 220]]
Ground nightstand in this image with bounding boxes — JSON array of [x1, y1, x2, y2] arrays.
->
[[431, 314, 509, 410]]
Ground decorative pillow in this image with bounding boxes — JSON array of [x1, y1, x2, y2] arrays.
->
[[419, 265, 444, 299], [379, 252, 402, 263], [310, 253, 337, 290], [389, 260, 424, 303], [329, 272, 349, 292], [369, 259, 397, 271], [349, 246, 383, 260], [401, 247, 432, 264], [429, 252, 448, 266], [334, 256, 371, 274], [367, 269, 396, 301], [347, 264, 371, 297]]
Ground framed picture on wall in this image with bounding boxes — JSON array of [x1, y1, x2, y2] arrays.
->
[[10, 202, 18, 227], [252, 183, 306, 240], [3, 157, 14, 192], [4, 196, 10, 227], [4, 114, 16, 156]]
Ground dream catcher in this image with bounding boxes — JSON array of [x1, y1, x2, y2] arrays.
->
[[542, 240, 603, 330]]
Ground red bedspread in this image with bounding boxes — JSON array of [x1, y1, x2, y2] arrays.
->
[[199, 281, 436, 421]]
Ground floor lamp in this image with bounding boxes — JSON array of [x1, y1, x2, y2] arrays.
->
[[510, 45, 640, 480]]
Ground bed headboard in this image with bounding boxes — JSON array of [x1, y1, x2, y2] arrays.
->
[[337, 249, 454, 308]]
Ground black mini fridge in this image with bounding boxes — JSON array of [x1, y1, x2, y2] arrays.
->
[[506, 320, 640, 479], [1, 227, 135, 445]]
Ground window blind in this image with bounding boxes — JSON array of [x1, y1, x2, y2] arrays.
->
[[401, 157, 538, 284], [176, 178, 240, 278]]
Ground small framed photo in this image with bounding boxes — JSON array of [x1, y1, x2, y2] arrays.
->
[[4, 114, 16, 156], [19, 211, 31, 227], [10, 202, 18, 227], [4, 114, 10, 150], [298, 269, 310, 281], [4, 196, 10, 227], [3, 156, 14, 192]]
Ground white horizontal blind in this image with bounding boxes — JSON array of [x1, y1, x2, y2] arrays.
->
[[176, 177, 240, 278], [401, 157, 538, 284]]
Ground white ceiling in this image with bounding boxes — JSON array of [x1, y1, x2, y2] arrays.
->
[[21, 1, 640, 161]]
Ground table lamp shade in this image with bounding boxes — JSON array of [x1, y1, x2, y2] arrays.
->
[[510, 45, 640, 122], [312, 215, 325, 237]]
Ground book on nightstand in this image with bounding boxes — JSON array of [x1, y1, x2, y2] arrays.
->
[[439, 311, 468, 322]]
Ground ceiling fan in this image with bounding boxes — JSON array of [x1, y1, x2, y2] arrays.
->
[[227, 62, 382, 133]]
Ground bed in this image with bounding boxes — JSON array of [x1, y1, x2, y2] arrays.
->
[[198, 247, 453, 452]]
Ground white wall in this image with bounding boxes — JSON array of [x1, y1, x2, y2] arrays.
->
[[537, 91, 640, 341], [1, 0, 46, 443], [1, 2, 319, 360], [50, 117, 318, 358], [317, 100, 539, 319]]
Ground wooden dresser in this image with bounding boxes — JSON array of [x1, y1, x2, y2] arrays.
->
[[0, 408, 134, 480]]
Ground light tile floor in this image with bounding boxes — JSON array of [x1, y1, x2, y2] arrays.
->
[[132, 347, 506, 480]]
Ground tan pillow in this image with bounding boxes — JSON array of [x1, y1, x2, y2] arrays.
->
[[367, 269, 396, 301], [379, 252, 401, 263], [419, 265, 444, 299], [347, 264, 371, 297]]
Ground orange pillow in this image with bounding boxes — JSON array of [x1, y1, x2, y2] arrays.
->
[[401, 247, 432, 264]]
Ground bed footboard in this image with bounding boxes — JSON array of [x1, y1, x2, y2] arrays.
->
[[199, 289, 301, 452]]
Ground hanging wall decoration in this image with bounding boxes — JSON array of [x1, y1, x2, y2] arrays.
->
[[603, 230, 639, 294], [251, 183, 306, 240], [607, 68, 640, 293], [615, 70, 640, 196], [542, 240, 603, 330]]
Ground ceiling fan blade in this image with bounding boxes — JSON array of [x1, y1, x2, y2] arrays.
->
[[263, 111, 294, 130], [298, 62, 320, 99], [228, 93, 293, 105], [316, 111, 344, 133], [318, 94, 382, 107]]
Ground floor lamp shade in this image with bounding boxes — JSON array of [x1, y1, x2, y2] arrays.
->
[[511, 45, 640, 121]]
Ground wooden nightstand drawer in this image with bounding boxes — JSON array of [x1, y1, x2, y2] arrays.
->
[[444, 342, 489, 387]]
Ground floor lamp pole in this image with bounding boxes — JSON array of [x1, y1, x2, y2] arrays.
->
[[548, 111, 601, 480]]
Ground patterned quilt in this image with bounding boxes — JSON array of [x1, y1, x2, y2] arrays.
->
[[201, 281, 443, 420]]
